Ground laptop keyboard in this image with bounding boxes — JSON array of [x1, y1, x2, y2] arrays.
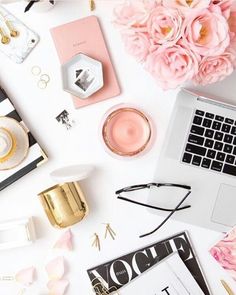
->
[[182, 109, 236, 176]]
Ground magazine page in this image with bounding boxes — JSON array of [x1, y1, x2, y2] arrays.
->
[[87, 231, 210, 295]]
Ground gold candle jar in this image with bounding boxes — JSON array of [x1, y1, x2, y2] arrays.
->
[[38, 165, 93, 228]]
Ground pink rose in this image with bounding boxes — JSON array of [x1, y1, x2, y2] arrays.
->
[[147, 6, 183, 47], [113, 0, 158, 28], [229, 10, 236, 47], [163, 0, 211, 14], [194, 50, 235, 85], [145, 44, 199, 89], [122, 30, 151, 62], [182, 9, 230, 56], [210, 0, 233, 19]]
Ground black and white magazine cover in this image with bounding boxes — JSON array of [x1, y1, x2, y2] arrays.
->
[[87, 231, 211, 295]]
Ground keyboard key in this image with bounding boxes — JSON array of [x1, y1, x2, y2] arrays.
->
[[212, 121, 221, 130], [206, 113, 214, 119], [188, 134, 204, 145], [231, 126, 236, 136], [193, 116, 203, 125], [205, 129, 214, 138], [192, 155, 202, 166], [207, 149, 216, 159], [226, 154, 235, 164], [223, 164, 236, 176], [214, 132, 223, 141], [203, 119, 212, 128], [233, 146, 236, 155], [224, 134, 233, 144], [204, 139, 214, 148], [182, 153, 192, 163], [234, 137, 236, 145], [216, 115, 224, 122], [216, 152, 226, 162], [224, 144, 233, 154], [191, 125, 204, 136], [225, 118, 234, 124], [211, 161, 223, 172], [185, 144, 206, 156], [196, 110, 204, 116], [202, 158, 211, 169], [222, 124, 231, 133], [214, 141, 223, 151]]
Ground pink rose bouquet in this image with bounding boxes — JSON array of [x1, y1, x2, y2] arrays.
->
[[114, 0, 236, 90]]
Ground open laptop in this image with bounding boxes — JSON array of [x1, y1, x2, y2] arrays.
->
[[148, 89, 236, 232]]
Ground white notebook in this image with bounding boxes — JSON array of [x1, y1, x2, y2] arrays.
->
[[120, 252, 204, 295]]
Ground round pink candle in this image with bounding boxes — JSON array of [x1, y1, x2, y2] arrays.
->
[[102, 107, 152, 157]]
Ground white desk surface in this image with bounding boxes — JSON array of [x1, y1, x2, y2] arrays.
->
[[0, 1, 236, 294]]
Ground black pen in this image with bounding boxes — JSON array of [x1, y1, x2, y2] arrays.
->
[[24, 0, 39, 13]]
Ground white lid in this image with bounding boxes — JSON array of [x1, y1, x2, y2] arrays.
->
[[50, 165, 94, 183]]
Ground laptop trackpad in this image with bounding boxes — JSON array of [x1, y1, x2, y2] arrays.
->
[[212, 184, 236, 227]]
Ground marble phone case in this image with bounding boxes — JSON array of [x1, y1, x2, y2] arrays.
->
[[0, 6, 39, 63]]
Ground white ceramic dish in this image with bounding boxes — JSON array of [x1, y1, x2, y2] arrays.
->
[[61, 53, 104, 99]]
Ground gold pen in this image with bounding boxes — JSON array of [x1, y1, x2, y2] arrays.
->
[[221, 280, 235, 295]]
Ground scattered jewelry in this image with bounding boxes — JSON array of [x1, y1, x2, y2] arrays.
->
[[92, 233, 101, 251], [0, 27, 10, 45], [104, 223, 116, 240], [0, 12, 20, 38], [37, 79, 47, 90], [55, 110, 75, 130], [40, 74, 50, 83], [5, 20, 19, 38], [31, 66, 50, 89], [89, 0, 96, 11], [31, 65, 41, 76]]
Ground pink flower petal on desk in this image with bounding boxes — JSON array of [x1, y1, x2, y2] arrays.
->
[[54, 229, 73, 251], [45, 257, 65, 280], [15, 266, 35, 286], [47, 279, 69, 295]]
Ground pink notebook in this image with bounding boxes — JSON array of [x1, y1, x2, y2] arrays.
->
[[50, 16, 120, 108]]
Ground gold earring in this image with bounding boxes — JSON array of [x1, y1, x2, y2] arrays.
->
[[104, 223, 116, 240], [0, 28, 10, 45], [89, 0, 95, 11], [92, 233, 101, 251], [5, 20, 20, 38]]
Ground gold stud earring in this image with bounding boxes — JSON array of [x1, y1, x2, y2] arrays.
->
[[104, 223, 116, 240], [92, 233, 101, 251], [5, 20, 20, 38], [0, 28, 10, 45], [89, 0, 95, 11]]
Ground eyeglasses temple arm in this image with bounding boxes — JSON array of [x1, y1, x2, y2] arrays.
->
[[139, 190, 192, 238], [117, 196, 191, 212]]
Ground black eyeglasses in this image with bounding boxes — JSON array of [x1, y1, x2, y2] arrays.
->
[[115, 183, 191, 238]]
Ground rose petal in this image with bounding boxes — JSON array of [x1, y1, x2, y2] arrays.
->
[[47, 279, 69, 295], [15, 267, 36, 286], [45, 257, 65, 280], [54, 229, 73, 251]]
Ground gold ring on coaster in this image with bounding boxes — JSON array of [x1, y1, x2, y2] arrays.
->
[[40, 74, 50, 83], [0, 128, 17, 163], [31, 66, 41, 76], [37, 80, 47, 89]]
